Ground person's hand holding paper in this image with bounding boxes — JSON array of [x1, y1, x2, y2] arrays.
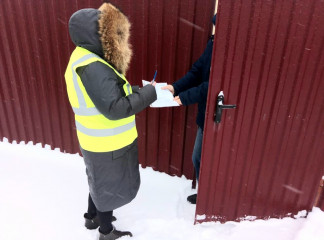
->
[[161, 85, 183, 105], [142, 80, 179, 108], [160, 85, 174, 95], [173, 96, 182, 105]]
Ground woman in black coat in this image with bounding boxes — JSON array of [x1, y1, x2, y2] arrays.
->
[[66, 3, 156, 240]]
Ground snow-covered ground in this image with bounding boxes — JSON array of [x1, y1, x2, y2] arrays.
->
[[1, 139, 323, 240]]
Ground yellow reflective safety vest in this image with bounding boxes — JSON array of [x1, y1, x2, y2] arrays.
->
[[64, 47, 137, 152]]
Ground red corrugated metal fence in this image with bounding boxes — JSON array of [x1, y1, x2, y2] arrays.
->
[[0, 0, 216, 179]]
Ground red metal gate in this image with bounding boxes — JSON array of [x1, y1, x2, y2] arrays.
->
[[196, 0, 324, 222]]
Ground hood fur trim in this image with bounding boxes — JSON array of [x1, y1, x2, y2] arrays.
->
[[98, 3, 132, 75]]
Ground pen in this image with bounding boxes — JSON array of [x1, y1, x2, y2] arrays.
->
[[152, 70, 157, 84]]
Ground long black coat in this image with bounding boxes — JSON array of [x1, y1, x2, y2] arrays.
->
[[173, 38, 213, 130], [172, 15, 216, 130], [68, 9, 156, 212]]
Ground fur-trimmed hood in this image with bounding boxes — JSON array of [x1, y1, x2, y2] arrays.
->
[[98, 3, 132, 75], [68, 3, 132, 74]]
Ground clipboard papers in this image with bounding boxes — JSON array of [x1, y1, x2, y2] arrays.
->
[[142, 80, 180, 108]]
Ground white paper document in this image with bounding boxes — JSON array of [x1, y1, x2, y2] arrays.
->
[[142, 80, 180, 108]]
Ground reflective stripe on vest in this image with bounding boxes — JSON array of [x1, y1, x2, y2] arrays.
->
[[75, 120, 135, 137], [65, 47, 137, 152], [71, 53, 100, 116], [126, 83, 131, 95], [72, 107, 100, 116]]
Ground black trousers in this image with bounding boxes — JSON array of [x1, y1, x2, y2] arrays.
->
[[87, 194, 113, 234]]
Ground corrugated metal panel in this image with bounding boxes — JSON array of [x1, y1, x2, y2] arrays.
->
[[196, 0, 324, 222], [0, 0, 86, 153], [0, 0, 216, 179]]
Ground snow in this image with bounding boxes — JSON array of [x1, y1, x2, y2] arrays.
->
[[1, 139, 324, 240]]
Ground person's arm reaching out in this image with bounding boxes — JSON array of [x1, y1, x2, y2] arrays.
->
[[78, 61, 157, 120]]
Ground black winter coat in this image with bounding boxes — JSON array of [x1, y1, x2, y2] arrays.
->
[[173, 36, 214, 130], [68, 8, 156, 212]]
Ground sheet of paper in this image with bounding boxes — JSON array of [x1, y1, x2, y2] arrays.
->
[[142, 80, 180, 108]]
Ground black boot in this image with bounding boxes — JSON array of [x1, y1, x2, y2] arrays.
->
[[99, 227, 133, 240], [84, 213, 117, 230], [187, 194, 197, 204]]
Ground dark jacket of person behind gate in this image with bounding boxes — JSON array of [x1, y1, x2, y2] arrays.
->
[[172, 15, 216, 130]]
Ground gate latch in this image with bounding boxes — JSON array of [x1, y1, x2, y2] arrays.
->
[[214, 91, 236, 123]]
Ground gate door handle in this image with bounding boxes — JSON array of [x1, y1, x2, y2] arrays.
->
[[214, 91, 236, 123]]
